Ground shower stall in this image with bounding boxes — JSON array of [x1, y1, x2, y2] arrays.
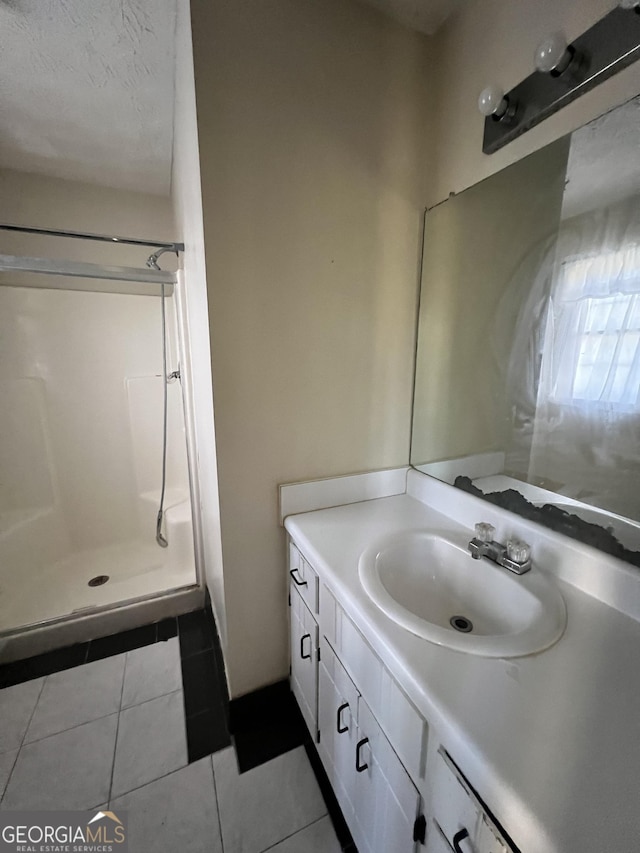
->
[[0, 225, 200, 649]]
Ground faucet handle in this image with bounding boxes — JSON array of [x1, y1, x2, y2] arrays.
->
[[474, 522, 495, 542], [507, 538, 531, 565]]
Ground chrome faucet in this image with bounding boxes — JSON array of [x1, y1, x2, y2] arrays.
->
[[468, 523, 532, 575]]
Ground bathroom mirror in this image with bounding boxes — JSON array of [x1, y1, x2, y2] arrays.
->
[[411, 93, 640, 565]]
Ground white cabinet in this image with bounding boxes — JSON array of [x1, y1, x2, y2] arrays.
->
[[318, 642, 423, 853], [290, 583, 318, 739], [288, 538, 515, 853]]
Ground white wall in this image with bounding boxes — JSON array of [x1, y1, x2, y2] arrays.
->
[[192, 0, 434, 698], [429, 0, 640, 205], [171, 0, 227, 645]]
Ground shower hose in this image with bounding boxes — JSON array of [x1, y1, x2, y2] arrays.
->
[[156, 280, 169, 548]]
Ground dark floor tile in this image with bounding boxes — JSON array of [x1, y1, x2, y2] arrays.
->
[[86, 624, 156, 662], [229, 681, 306, 774], [156, 617, 178, 642], [303, 738, 355, 852], [178, 610, 216, 659], [0, 643, 88, 688], [181, 650, 227, 718], [228, 680, 294, 732], [186, 708, 231, 763]]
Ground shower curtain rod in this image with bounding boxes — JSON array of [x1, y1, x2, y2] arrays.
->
[[0, 222, 184, 252], [0, 253, 176, 285]]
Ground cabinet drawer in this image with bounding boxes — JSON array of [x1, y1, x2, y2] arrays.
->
[[336, 608, 427, 781], [431, 749, 511, 853], [289, 541, 319, 613]]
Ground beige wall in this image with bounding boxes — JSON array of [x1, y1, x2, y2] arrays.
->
[[191, 0, 434, 697], [0, 168, 173, 251], [430, 0, 640, 205]]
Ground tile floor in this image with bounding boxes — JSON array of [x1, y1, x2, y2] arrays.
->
[[0, 633, 342, 852]]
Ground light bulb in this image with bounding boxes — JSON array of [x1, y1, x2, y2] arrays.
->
[[534, 31, 571, 74], [478, 85, 508, 118]]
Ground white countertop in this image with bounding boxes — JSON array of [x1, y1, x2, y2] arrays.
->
[[285, 486, 640, 853]]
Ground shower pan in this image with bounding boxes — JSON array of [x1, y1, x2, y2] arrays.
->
[[0, 226, 201, 648]]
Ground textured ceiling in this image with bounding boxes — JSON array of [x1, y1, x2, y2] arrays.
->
[[357, 0, 463, 34], [0, 0, 177, 196], [563, 95, 640, 220]]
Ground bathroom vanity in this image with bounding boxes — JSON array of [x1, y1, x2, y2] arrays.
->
[[284, 469, 640, 853]]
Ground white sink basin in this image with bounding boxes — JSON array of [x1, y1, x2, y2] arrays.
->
[[358, 530, 566, 657]]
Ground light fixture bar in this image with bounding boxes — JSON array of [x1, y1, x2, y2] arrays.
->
[[482, 6, 640, 154]]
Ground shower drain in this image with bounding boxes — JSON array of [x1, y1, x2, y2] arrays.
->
[[450, 615, 473, 633], [88, 575, 110, 587]]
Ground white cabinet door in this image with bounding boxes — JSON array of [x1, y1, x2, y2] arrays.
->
[[318, 649, 359, 823], [290, 585, 318, 738], [351, 697, 422, 853]]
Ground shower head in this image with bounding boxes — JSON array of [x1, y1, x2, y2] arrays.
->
[[146, 246, 176, 270]]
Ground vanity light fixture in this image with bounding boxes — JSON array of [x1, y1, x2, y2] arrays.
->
[[477, 85, 516, 122], [481, 5, 640, 154], [534, 32, 574, 76]]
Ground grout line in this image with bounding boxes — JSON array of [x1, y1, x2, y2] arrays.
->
[[210, 753, 225, 853], [21, 710, 121, 748], [257, 815, 330, 853], [122, 682, 184, 709], [107, 651, 128, 804], [121, 682, 184, 713], [0, 676, 47, 805], [109, 751, 191, 803]]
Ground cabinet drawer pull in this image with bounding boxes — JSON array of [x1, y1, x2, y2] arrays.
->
[[452, 828, 470, 852], [290, 568, 308, 587], [336, 702, 349, 734], [355, 737, 369, 772], [300, 633, 312, 659]]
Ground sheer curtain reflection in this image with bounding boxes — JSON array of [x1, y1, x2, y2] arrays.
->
[[548, 245, 640, 408], [527, 196, 640, 516]]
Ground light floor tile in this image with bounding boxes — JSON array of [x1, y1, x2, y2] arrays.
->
[[1, 714, 118, 811], [0, 679, 44, 753], [110, 757, 222, 853], [263, 816, 341, 853], [213, 746, 327, 853], [111, 690, 187, 797], [0, 750, 18, 801], [121, 637, 181, 709], [25, 655, 125, 743]]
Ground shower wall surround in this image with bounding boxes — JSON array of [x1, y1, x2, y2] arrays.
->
[[0, 168, 198, 644], [0, 284, 196, 634]]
